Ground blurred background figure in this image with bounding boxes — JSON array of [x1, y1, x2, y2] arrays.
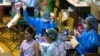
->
[[22, 0, 39, 17], [42, 0, 55, 13], [22, 3, 57, 39]]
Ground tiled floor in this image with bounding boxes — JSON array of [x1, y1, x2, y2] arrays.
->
[[0, 29, 20, 56], [0, 16, 20, 56], [0, 27, 24, 56]]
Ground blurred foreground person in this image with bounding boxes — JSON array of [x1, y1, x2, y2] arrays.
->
[[22, 3, 57, 38]]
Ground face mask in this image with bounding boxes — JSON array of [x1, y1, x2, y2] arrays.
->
[[83, 24, 88, 29], [25, 35, 31, 40], [42, 18, 50, 22]]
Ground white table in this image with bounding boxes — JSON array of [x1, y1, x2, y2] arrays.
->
[[67, 0, 90, 7], [0, 2, 11, 6], [67, 0, 90, 28]]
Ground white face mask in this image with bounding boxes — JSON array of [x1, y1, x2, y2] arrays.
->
[[42, 18, 50, 22], [83, 24, 88, 29]]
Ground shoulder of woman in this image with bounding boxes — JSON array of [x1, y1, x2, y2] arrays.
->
[[34, 40, 39, 45], [22, 40, 27, 43]]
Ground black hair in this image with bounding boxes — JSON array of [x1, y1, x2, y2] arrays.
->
[[25, 27, 36, 40], [11, 2, 15, 6]]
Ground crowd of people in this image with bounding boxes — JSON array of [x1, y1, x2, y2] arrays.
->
[[8, 0, 100, 56]]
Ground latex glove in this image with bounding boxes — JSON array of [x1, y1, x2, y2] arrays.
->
[[14, 2, 22, 10], [22, 2, 27, 10], [74, 29, 81, 38], [39, 45, 44, 52]]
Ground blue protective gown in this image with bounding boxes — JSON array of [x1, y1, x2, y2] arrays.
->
[[76, 29, 100, 56], [41, 41, 61, 56], [23, 10, 57, 37]]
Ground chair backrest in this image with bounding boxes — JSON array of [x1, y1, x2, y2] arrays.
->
[[58, 11, 63, 31], [84, 53, 100, 56], [67, 17, 74, 29], [53, 8, 58, 19], [55, 0, 59, 7]]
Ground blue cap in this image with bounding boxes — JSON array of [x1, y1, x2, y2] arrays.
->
[[86, 16, 98, 30], [46, 28, 58, 40]]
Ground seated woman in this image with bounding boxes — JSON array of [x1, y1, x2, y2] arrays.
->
[[75, 16, 100, 56], [19, 27, 40, 56]]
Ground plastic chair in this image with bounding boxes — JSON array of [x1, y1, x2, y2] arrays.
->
[[58, 11, 63, 31], [9, 10, 27, 25], [9, 10, 27, 42], [53, 8, 58, 19], [67, 17, 74, 29]]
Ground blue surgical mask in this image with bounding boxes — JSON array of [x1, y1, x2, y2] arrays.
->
[[83, 24, 88, 29]]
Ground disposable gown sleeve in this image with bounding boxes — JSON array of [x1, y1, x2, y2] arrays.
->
[[54, 43, 66, 56], [75, 33, 81, 42], [75, 36, 80, 42], [50, 20, 57, 28], [41, 50, 46, 56], [23, 10, 36, 26], [79, 32, 100, 49]]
